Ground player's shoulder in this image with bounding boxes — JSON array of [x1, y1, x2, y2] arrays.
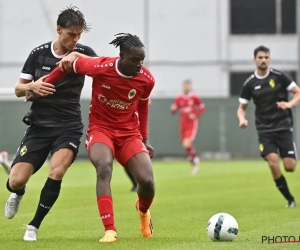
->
[[269, 68, 292, 80], [29, 41, 52, 56], [269, 68, 284, 76], [140, 65, 155, 84], [189, 92, 199, 98], [176, 94, 185, 100], [74, 43, 97, 56], [243, 73, 256, 86]]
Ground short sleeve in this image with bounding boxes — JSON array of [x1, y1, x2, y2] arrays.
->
[[140, 79, 155, 100], [173, 96, 180, 107], [73, 57, 102, 78], [280, 72, 297, 91], [20, 51, 39, 81], [239, 82, 252, 104]]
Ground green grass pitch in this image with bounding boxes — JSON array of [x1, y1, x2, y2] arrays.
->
[[0, 159, 299, 250]]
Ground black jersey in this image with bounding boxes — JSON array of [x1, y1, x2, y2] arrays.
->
[[239, 68, 296, 132], [20, 41, 97, 127]]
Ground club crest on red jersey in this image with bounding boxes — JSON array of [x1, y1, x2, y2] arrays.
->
[[128, 89, 137, 99]]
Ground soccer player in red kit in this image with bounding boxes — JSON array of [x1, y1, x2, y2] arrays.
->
[[43, 33, 155, 243], [171, 80, 206, 175]]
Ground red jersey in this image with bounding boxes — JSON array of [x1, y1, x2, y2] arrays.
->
[[172, 92, 205, 126], [73, 56, 155, 132]]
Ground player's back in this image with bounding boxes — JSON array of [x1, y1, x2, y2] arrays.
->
[[84, 56, 155, 130], [22, 41, 97, 127]]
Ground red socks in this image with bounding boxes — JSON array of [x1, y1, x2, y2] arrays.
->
[[97, 196, 116, 232], [186, 146, 197, 164], [138, 194, 153, 213]]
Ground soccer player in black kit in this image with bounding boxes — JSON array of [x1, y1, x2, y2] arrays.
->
[[4, 6, 97, 241], [237, 45, 300, 208]]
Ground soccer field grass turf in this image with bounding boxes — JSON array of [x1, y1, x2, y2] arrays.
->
[[0, 159, 299, 250]]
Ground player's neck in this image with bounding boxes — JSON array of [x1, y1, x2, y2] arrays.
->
[[53, 39, 70, 56], [255, 67, 269, 77], [117, 60, 132, 77]]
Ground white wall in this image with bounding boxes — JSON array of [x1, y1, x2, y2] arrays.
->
[[0, 0, 298, 99]]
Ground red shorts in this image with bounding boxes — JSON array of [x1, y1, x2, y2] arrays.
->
[[180, 120, 198, 141], [85, 125, 149, 167]]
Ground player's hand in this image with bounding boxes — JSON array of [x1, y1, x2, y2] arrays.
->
[[170, 104, 177, 114], [188, 113, 196, 120], [24, 90, 40, 102], [277, 101, 292, 110], [239, 119, 248, 128], [56, 52, 77, 72], [30, 75, 55, 96], [143, 139, 154, 158]]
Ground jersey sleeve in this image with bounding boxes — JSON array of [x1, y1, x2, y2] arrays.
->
[[239, 82, 252, 104], [20, 51, 39, 81], [193, 95, 206, 117], [73, 57, 102, 78], [140, 79, 155, 100], [280, 72, 297, 91]]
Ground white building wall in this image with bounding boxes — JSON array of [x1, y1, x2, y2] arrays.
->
[[0, 0, 297, 99]]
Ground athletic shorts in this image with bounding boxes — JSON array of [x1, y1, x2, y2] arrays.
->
[[85, 125, 149, 167], [258, 129, 297, 159], [12, 123, 83, 174], [180, 120, 199, 141]]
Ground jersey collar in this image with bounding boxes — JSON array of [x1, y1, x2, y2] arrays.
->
[[254, 68, 270, 79], [115, 59, 133, 78]]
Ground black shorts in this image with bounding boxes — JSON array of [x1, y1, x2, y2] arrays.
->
[[258, 129, 297, 160], [12, 123, 84, 174]]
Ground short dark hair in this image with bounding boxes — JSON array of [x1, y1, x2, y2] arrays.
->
[[254, 45, 270, 57], [109, 33, 144, 52], [57, 5, 90, 32]]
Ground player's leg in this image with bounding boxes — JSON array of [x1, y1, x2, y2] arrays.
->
[[124, 167, 138, 192], [5, 129, 51, 220], [0, 151, 10, 174], [24, 125, 83, 241], [117, 137, 155, 238], [259, 132, 294, 207], [87, 129, 117, 242], [277, 130, 297, 207], [181, 121, 199, 175]]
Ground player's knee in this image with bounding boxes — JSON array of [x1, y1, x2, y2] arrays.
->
[[284, 160, 296, 172], [95, 161, 112, 181], [8, 177, 25, 190], [49, 166, 68, 180], [182, 139, 192, 149], [139, 176, 155, 193]]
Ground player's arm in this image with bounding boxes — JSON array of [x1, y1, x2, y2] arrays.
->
[[45, 56, 102, 85], [237, 81, 252, 128], [15, 51, 55, 98], [57, 48, 98, 72], [170, 96, 179, 114], [277, 73, 300, 109], [237, 103, 248, 128], [138, 80, 155, 157], [193, 96, 206, 117]]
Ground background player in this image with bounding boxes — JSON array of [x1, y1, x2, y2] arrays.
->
[[0, 151, 10, 174], [171, 80, 206, 175], [46, 33, 156, 243], [4, 6, 98, 241], [237, 45, 300, 207]]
